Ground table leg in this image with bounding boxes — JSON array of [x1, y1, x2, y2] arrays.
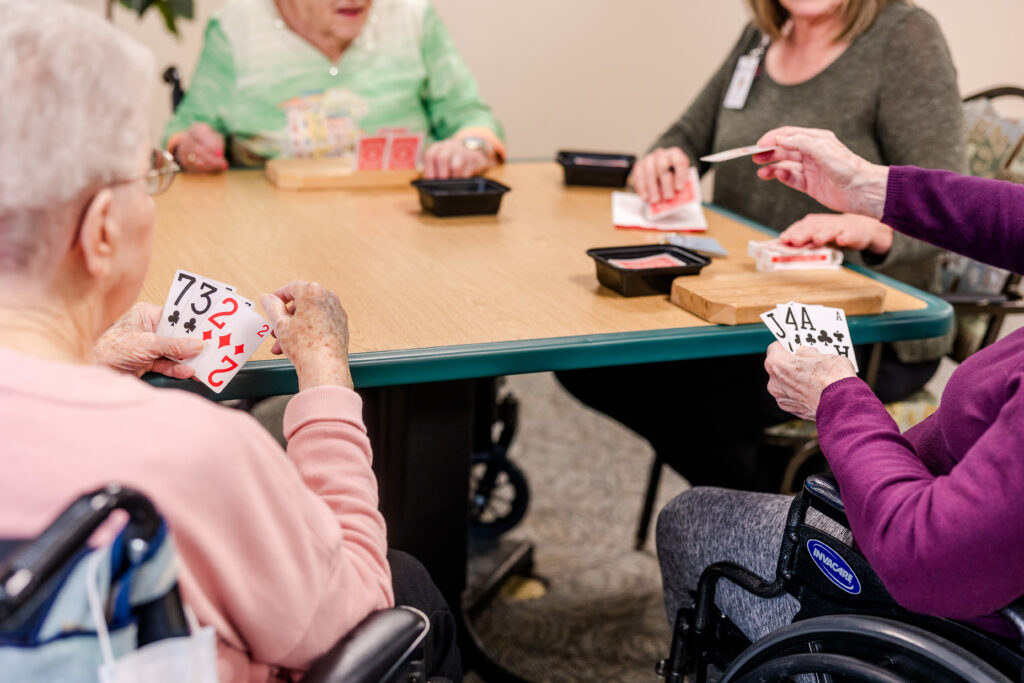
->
[[360, 379, 530, 682]]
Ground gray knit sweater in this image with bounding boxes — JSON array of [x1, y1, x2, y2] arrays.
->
[[652, 3, 964, 362]]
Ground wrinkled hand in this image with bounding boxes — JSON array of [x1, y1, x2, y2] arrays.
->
[[423, 138, 492, 179], [753, 127, 889, 219], [780, 213, 894, 255], [261, 281, 353, 391], [764, 342, 857, 421], [93, 303, 202, 379], [174, 123, 228, 173], [630, 146, 691, 204]]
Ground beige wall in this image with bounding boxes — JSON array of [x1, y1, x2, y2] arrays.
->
[[75, 0, 1024, 157]]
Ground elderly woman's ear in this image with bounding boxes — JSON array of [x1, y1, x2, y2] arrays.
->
[[75, 189, 118, 280]]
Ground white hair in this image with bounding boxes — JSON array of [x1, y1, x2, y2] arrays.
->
[[0, 0, 154, 274]]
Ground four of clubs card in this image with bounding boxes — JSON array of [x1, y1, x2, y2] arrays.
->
[[158, 269, 272, 393], [760, 302, 858, 372]]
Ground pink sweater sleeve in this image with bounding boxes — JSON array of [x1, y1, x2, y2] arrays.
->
[[816, 378, 1024, 621], [165, 386, 392, 672]]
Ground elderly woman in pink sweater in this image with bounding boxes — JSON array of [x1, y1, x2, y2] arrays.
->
[[0, 3, 457, 681]]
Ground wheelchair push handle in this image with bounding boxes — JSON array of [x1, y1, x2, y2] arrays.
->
[[0, 484, 161, 617]]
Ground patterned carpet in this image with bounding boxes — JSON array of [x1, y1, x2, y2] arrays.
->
[[466, 372, 689, 682]]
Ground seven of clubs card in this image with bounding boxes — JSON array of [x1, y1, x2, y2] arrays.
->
[[158, 269, 270, 393], [760, 302, 858, 372]]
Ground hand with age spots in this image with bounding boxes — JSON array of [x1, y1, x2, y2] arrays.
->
[[93, 303, 202, 379], [260, 281, 353, 391], [764, 342, 857, 421]]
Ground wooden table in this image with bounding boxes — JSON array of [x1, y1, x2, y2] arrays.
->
[[146, 163, 948, 398], [144, 163, 950, 681]]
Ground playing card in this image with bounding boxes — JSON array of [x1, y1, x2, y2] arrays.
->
[[645, 175, 697, 221], [573, 156, 630, 168], [700, 145, 777, 163], [357, 135, 388, 171], [185, 294, 271, 393], [387, 133, 423, 171], [608, 253, 687, 270], [612, 168, 706, 232], [174, 274, 236, 341], [808, 305, 858, 372], [158, 270, 234, 339], [663, 234, 729, 258], [748, 239, 842, 272], [761, 302, 858, 372]]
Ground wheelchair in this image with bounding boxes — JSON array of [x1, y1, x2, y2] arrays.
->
[[0, 484, 431, 683], [657, 474, 1024, 683]]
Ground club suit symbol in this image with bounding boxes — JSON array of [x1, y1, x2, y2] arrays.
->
[[183, 317, 197, 334], [167, 310, 180, 327]]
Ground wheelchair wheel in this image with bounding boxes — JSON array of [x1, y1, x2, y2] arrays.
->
[[719, 615, 1012, 683], [469, 453, 530, 540]]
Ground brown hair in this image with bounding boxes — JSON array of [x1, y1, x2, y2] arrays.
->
[[745, 0, 902, 42]]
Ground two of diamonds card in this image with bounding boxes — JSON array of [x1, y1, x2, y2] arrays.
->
[[760, 301, 858, 372], [158, 269, 272, 393]]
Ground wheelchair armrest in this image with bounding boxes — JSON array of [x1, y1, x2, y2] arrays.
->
[[802, 474, 850, 528], [298, 606, 430, 683], [999, 599, 1024, 650]]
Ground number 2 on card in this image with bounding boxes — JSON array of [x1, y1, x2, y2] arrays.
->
[[207, 297, 239, 329], [207, 356, 239, 388]]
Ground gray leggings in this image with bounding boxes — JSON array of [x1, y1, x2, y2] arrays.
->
[[656, 487, 852, 642]]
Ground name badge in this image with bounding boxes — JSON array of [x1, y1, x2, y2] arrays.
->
[[723, 54, 760, 110]]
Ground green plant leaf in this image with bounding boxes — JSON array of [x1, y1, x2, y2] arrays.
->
[[115, 0, 194, 35]]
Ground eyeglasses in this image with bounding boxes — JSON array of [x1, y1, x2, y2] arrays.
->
[[111, 148, 180, 196]]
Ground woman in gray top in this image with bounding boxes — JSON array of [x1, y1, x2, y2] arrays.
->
[[558, 0, 965, 491]]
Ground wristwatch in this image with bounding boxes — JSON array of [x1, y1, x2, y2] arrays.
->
[[460, 135, 493, 160]]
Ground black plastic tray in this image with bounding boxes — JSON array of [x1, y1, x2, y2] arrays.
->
[[556, 150, 636, 187], [586, 244, 710, 296], [411, 177, 511, 217]]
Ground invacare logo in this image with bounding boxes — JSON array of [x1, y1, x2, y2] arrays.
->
[[807, 539, 861, 595]]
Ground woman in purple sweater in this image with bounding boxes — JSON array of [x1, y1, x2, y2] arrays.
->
[[657, 126, 1024, 641]]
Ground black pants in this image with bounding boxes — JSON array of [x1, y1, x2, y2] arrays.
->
[[389, 549, 462, 681], [556, 344, 938, 492]]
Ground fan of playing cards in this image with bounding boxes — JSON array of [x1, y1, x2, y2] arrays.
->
[[760, 302, 858, 372], [157, 270, 272, 393]]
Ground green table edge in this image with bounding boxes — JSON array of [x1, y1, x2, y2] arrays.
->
[[146, 203, 953, 400]]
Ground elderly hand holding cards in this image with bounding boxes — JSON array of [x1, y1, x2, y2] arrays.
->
[[760, 302, 859, 419], [749, 128, 897, 420]]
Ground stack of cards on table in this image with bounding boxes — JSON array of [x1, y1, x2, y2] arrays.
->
[[357, 128, 425, 171], [611, 168, 707, 231], [156, 270, 272, 393], [760, 302, 858, 371], [608, 253, 689, 270], [748, 239, 843, 272]]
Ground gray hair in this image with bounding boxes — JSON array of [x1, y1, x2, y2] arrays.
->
[[0, 0, 154, 275]]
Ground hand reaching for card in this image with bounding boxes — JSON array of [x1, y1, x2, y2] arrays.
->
[[261, 281, 354, 391], [631, 147, 691, 204], [764, 342, 857, 421], [423, 139, 492, 180], [753, 127, 889, 219], [780, 213, 894, 255], [94, 303, 202, 379]]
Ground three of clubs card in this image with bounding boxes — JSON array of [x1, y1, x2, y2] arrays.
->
[[158, 269, 271, 393], [760, 302, 858, 372]]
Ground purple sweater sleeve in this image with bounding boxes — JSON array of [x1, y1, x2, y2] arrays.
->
[[883, 166, 1024, 273], [816, 378, 1024, 620]]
